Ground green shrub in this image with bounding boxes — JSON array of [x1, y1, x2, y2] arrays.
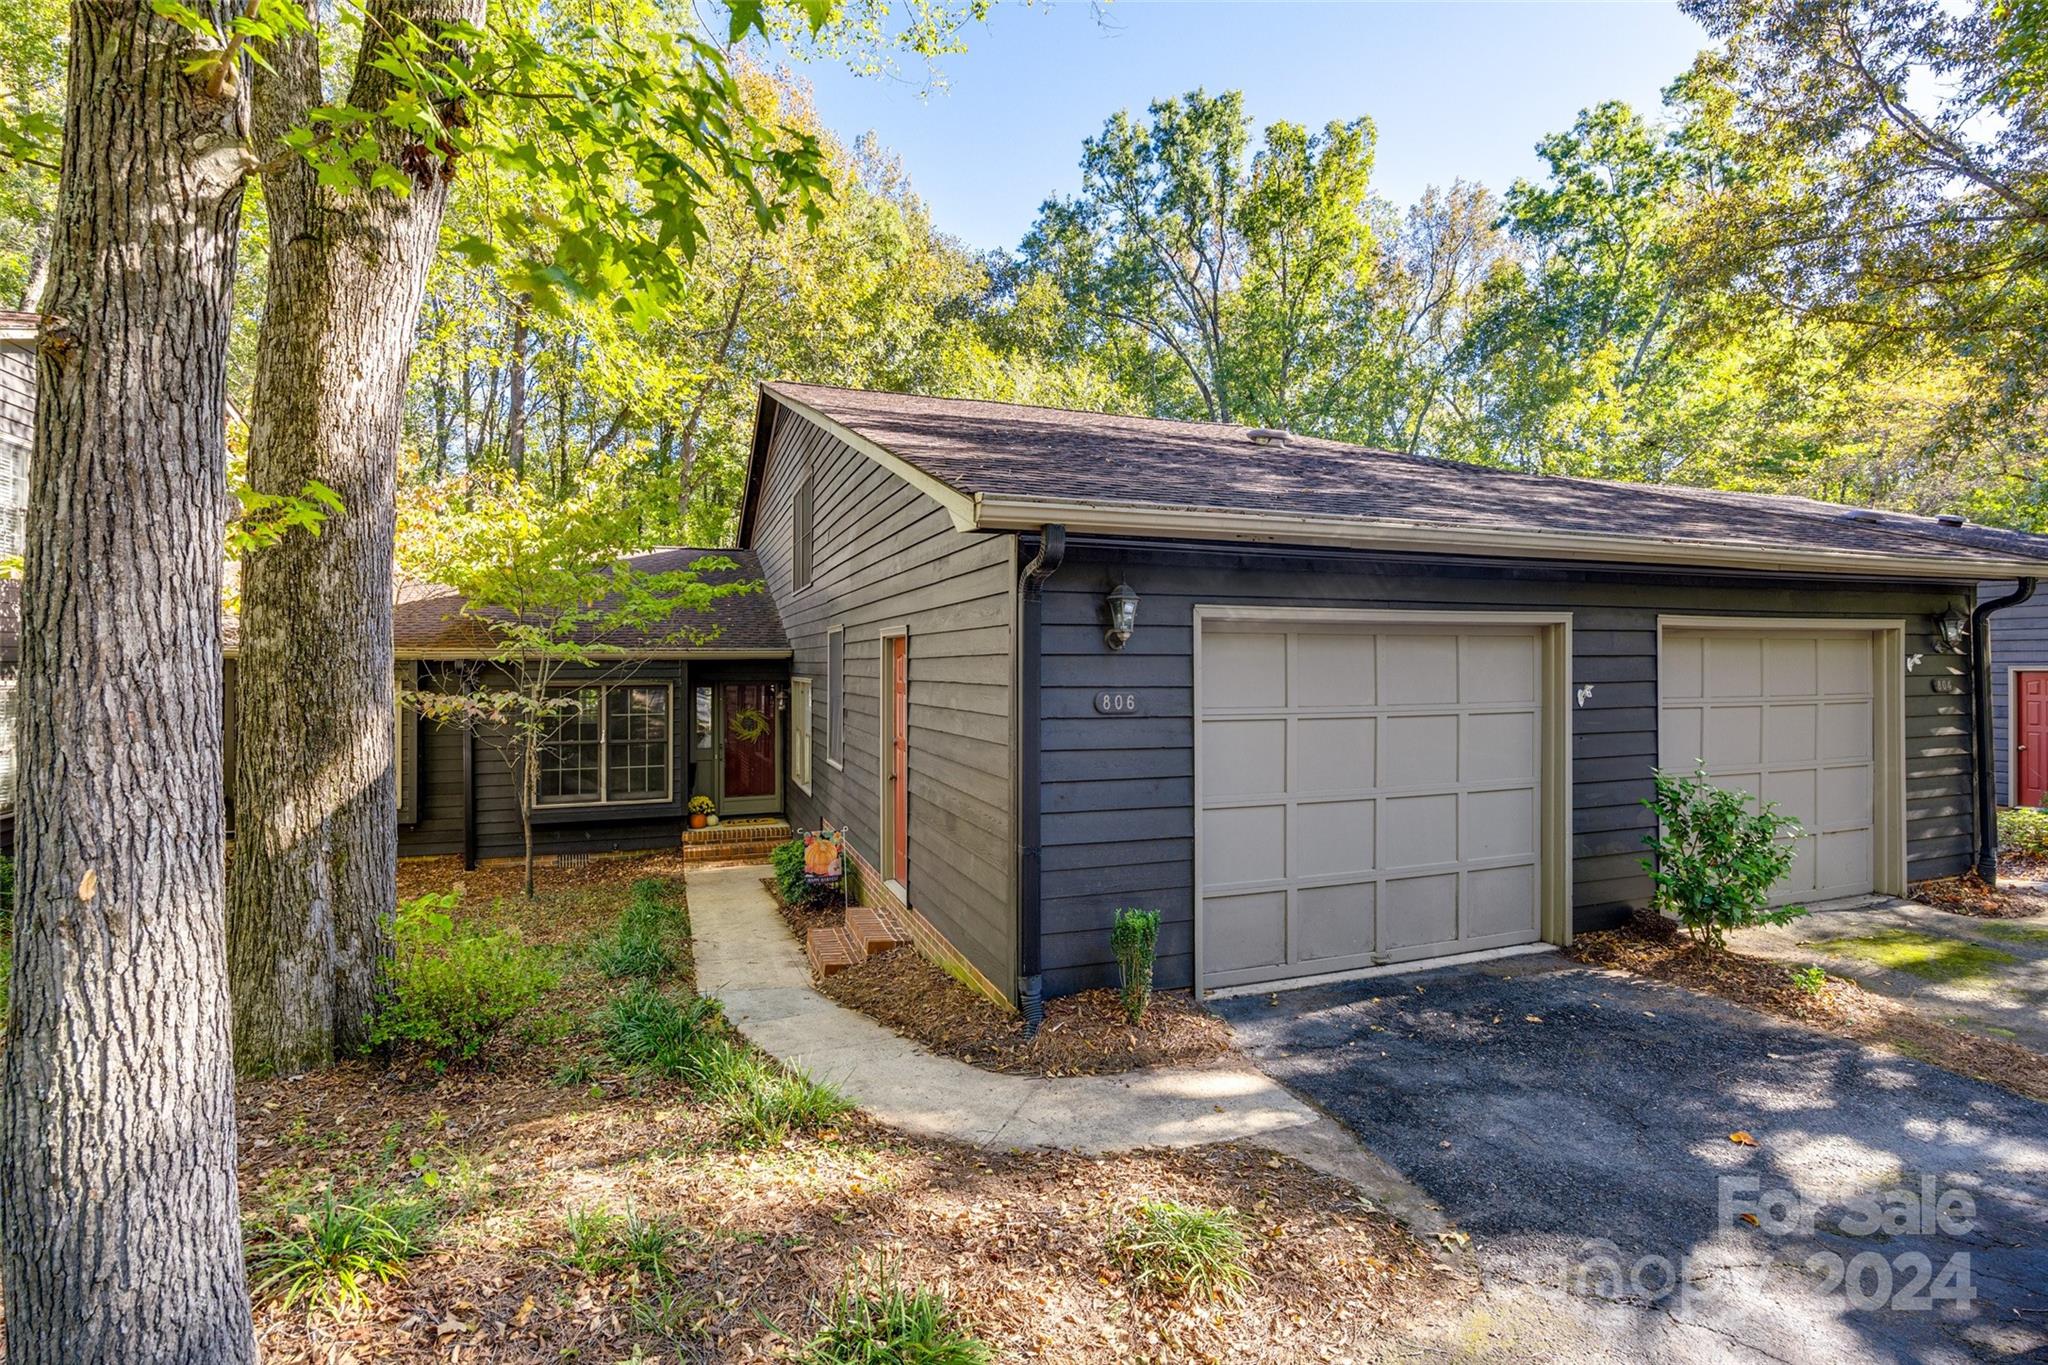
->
[[1106, 1199, 1254, 1302], [802, 1263, 991, 1365], [1787, 965, 1829, 995], [1110, 908, 1161, 1025], [246, 1187, 436, 1312], [1997, 805, 2048, 857], [371, 892, 558, 1063], [590, 879, 683, 979], [771, 837, 838, 908], [0, 852, 14, 931], [1641, 766, 1807, 951]]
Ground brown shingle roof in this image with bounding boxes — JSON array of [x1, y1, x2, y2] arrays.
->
[[2, 549, 783, 664], [760, 381, 2048, 574]]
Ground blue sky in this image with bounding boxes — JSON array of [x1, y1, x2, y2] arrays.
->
[[781, 2, 1712, 252]]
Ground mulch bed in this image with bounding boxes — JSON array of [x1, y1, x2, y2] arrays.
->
[[242, 856, 1462, 1363], [1912, 868, 2048, 920], [767, 880, 1236, 1077], [1566, 913, 2048, 1104]]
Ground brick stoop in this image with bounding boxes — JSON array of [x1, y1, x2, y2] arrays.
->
[[804, 906, 911, 978], [682, 818, 792, 866]]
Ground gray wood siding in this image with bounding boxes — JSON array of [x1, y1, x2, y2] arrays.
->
[[1036, 546, 1975, 997], [750, 409, 1021, 996], [1984, 581, 2048, 806]]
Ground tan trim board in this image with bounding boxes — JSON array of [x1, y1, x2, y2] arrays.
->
[[970, 495, 2041, 582]]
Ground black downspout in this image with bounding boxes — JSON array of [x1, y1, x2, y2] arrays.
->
[[1974, 577, 2037, 883], [1016, 525, 1067, 1035], [461, 720, 478, 872]]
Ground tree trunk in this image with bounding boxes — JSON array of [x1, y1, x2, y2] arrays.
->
[[228, 0, 483, 1076], [1, 0, 256, 1357], [505, 299, 528, 481]]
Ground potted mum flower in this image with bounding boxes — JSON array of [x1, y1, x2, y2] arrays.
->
[[688, 795, 716, 830]]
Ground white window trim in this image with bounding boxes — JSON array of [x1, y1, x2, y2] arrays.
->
[[789, 675, 814, 795], [535, 681, 676, 809], [825, 624, 846, 770]]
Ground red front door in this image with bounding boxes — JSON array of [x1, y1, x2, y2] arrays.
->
[[2020, 671, 2048, 807], [721, 682, 778, 801], [888, 636, 909, 882]]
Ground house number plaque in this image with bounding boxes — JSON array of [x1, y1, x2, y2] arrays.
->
[[1093, 690, 1141, 715]]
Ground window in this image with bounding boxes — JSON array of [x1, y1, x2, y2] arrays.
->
[[537, 683, 673, 806], [826, 625, 845, 768], [789, 676, 814, 794], [792, 458, 815, 589]]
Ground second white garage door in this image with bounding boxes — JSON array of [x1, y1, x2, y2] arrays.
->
[[1196, 615, 1557, 993], [1658, 626, 1881, 905]]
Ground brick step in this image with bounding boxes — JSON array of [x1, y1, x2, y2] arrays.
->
[[805, 925, 861, 977], [683, 838, 786, 866], [844, 905, 910, 958]]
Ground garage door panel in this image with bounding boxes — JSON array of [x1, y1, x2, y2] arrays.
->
[[1199, 620, 1550, 991], [1821, 702, 1872, 761], [1664, 634, 1704, 700], [1380, 792, 1459, 868], [1763, 637, 1818, 695], [1763, 768, 1818, 828], [1203, 805, 1286, 885], [1705, 636, 1764, 696], [1463, 711, 1538, 783], [1820, 765, 1872, 828], [1203, 890, 1287, 979], [1704, 706, 1764, 766], [1764, 704, 1819, 762], [1462, 635, 1538, 703], [1819, 830, 1872, 892], [1820, 638, 1871, 693], [1294, 799, 1375, 877], [1467, 865, 1539, 937], [1379, 713, 1458, 788], [1464, 788, 1538, 860], [1203, 718, 1287, 798], [1295, 717, 1374, 794], [1203, 632, 1286, 709], [1292, 634, 1375, 708], [1380, 873, 1459, 951], [1379, 634, 1458, 705], [1660, 707, 1704, 770], [1295, 882, 1376, 964]]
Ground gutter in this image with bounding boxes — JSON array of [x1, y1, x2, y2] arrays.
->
[[1014, 525, 1066, 1036], [1974, 578, 2037, 882]]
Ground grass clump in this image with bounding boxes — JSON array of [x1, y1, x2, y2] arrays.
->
[[1971, 921, 2048, 945], [1786, 964, 1829, 995], [590, 878, 685, 980], [802, 1263, 991, 1365], [1997, 806, 2048, 857], [372, 891, 558, 1064], [1106, 1199, 1254, 1302], [1808, 927, 2018, 983], [600, 986, 848, 1142], [246, 1187, 436, 1313]]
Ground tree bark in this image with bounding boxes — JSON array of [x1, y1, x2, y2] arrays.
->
[[228, 0, 483, 1075], [505, 298, 528, 481], [1, 0, 256, 1358]]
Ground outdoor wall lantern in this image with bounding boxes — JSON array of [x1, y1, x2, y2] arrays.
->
[[1935, 604, 1968, 653], [1104, 581, 1140, 651]]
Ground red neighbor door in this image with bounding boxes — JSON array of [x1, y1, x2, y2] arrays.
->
[[2020, 671, 2048, 807], [888, 635, 909, 883]]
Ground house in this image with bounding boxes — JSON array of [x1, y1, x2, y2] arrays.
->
[[735, 382, 2048, 1012], [0, 311, 36, 846], [1983, 579, 2048, 811]]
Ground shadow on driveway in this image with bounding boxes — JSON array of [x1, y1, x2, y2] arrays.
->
[[1215, 957, 2048, 1364]]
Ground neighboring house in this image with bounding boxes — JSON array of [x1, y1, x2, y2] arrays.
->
[[0, 311, 36, 845], [737, 382, 2048, 1008], [1983, 580, 2048, 809]]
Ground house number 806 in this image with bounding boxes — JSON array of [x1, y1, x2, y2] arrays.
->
[[1094, 691, 1141, 715]]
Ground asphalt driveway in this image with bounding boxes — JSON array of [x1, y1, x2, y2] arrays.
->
[[1215, 957, 2048, 1364]]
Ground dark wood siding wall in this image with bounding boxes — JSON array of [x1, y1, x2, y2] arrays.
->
[[1035, 543, 1976, 997], [1983, 581, 2048, 806], [750, 409, 1021, 997]]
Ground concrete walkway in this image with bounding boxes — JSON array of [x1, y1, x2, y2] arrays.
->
[[1732, 897, 2048, 1053], [684, 865, 1447, 1232]]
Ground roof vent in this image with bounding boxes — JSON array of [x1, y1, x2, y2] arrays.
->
[[1937, 513, 1967, 528], [1246, 427, 1291, 446], [1841, 509, 1882, 524]]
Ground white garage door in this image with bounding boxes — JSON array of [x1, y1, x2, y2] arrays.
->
[[1197, 618, 1551, 992], [1659, 628, 1877, 905]]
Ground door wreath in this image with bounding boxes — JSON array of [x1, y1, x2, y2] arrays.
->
[[728, 707, 771, 744]]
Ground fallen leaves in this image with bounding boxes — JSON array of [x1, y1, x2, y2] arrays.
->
[[1728, 1131, 1760, 1147]]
